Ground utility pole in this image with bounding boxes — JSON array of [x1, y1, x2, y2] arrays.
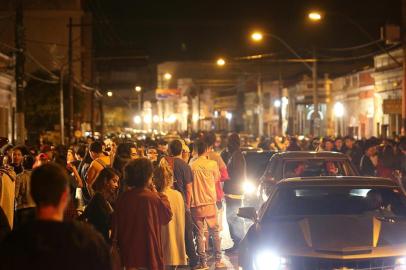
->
[[278, 73, 283, 135], [402, 0, 406, 134], [257, 74, 264, 136], [310, 52, 319, 137], [59, 68, 65, 145], [90, 90, 94, 137], [15, 0, 25, 144], [68, 17, 74, 143]]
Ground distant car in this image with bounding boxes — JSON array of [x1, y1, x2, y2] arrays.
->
[[238, 176, 406, 270], [258, 151, 359, 203], [241, 150, 277, 208]]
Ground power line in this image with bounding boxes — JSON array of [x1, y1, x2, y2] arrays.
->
[[25, 51, 59, 79], [26, 73, 58, 84], [319, 39, 386, 52]]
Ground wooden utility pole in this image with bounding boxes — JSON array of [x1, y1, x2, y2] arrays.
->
[[68, 17, 74, 143], [402, 0, 406, 134], [15, 0, 25, 144]]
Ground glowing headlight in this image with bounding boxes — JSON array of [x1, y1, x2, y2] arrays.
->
[[396, 257, 406, 270], [243, 181, 256, 194], [254, 250, 288, 270]]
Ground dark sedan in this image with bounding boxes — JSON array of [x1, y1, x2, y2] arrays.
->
[[238, 176, 406, 270], [258, 151, 359, 203]]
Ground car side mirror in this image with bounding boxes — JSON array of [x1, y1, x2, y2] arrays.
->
[[238, 207, 257, 221]]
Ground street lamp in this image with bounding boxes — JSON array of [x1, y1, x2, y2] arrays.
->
[[135, 86, 142, 92], [251, 31, 264, 42], [164, 72, 172, 80], [308, 11, 322, 22], [133, 115, 141, 125], [274, 100, 281, 108], [216, 58, 226, 67], [107, 91, 113, 97]]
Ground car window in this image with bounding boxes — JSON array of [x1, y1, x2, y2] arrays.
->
[[283, 159, 356, 178], [263, 186, 406, 219], [245, 152, 275, 182]]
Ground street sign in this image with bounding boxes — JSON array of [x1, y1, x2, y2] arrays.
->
[[155, 89, 181, 100], [383, 99, 401, 114]]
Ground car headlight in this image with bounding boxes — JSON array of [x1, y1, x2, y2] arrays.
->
[[254, 250, 288, 270], [243, 181, 256, 195], [396, 257, 406, 270]]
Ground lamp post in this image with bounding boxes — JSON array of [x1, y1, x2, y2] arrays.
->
[[250, 31, 316, 135], [135, 85, 142, 113], [334, 102, 344, 136]]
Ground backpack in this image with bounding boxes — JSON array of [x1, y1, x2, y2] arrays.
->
[[82, 158, 109, 204]]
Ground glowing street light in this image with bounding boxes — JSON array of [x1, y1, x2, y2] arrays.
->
[[251, 31, 264, 42], [135, 86, 142, 92], [107, 91, 113, 97], [308, 11, 322, 22], [225, 112, 233, 120], [133, 115, 142, 125], [216, 58, 226, 66], [334, 102, 344, 118], [164, 72, 172, 80], [152, 115, 160, 123], [143, 115, 152, 124], [274, 100, 281, 108]]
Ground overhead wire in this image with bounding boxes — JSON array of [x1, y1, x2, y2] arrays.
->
[[318, 39, 387, 52]]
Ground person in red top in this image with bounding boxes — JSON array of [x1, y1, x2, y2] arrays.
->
[[113, 158, 172, 270]]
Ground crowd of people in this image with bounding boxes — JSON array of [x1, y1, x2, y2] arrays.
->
[[0, 132, 247, 270], [1, 132, 406, 270], [260, 135, 406, 180]]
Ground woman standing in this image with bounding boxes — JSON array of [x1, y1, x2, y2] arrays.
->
[[153, 165, 187, 269], [113, 158, 172, 270], [80, 168, 119, 242]]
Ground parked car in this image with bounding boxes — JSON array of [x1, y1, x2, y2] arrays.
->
[[238, 176, 406, 270], [258, 151, 359, 203]]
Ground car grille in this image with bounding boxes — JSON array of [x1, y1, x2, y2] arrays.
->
[[290, 257, 396, 270]]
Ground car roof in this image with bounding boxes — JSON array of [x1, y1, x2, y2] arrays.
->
[[274, 151, 348, 159], [242, 149, 277, 154], [277, 176, 398, 188]]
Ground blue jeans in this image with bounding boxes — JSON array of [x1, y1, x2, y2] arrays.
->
[[225, 197, 244, 246]]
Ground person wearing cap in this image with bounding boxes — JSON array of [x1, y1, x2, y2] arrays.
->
[[360, 140, 378, 176]]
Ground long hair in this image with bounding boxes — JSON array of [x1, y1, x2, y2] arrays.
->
[[92, 167, 119, 192]]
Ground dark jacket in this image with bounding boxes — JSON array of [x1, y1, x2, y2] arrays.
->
[[0, 220, 111, 270], [360, 155, 377, 176], [80, 192, 113, 242], [223, 149, 246, 196]]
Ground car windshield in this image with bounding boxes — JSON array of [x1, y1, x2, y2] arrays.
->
[[283, 159, 356, 178], [263, 186, 406, 219]]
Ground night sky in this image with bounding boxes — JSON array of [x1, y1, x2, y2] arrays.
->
[[89, 0, 402, 63]]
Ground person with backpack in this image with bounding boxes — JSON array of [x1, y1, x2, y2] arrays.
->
[[85, 141, 112, 196]]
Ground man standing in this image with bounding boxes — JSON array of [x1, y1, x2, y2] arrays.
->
[[161, 139, 198, 268], [86, 141, 111, 187], [0, 163, 111, 270], [204, 132, 229, 230], [189, 140, 225, 269], [343, 136, 362, 168], [223, 133, 246, 254], [360, 140, 378, 176]]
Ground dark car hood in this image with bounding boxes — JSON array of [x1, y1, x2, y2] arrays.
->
[[258, 215, 406, 255]]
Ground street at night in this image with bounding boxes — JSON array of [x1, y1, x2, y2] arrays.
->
[[2, 0, 406, 270]]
